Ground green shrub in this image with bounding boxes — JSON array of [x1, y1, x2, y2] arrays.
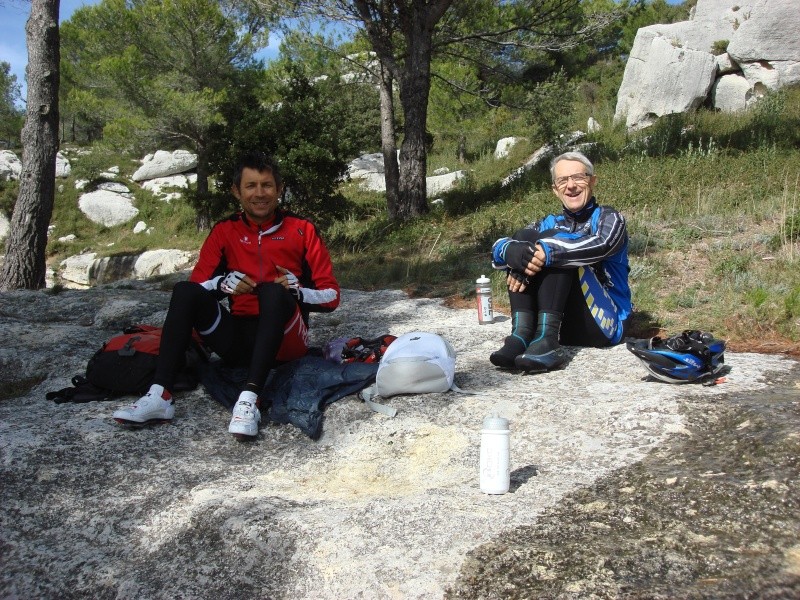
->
[[711, 40, 729, 55]]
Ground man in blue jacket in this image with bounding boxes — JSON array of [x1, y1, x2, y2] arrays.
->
[[489, 151, 631, 372]]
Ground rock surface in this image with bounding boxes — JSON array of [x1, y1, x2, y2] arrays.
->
[[58, 250, 196, 288], [1, 278, 797, 599]]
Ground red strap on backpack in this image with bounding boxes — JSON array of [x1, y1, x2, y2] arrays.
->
[[341, 334, 397, 363]]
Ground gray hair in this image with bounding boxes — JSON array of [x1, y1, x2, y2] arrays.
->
[[549, 151, 594, 181]]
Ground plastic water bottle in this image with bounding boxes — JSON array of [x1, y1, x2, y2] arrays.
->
[[480, 414, 510, 494], [476, 274, 493, 324]]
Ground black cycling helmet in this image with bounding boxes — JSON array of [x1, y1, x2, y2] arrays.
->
[[626, 330, 726, 384]]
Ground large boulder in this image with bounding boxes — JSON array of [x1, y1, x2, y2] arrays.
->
[[712, 73, 755, 112], [727, 0, 800, 90], [131, 150, 198, 182], [78, 189, 139, 227], [615, 0, 800, 129], [616, 34, 717, 129]]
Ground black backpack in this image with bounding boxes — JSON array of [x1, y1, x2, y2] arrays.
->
[[47, 325, 206, 403]]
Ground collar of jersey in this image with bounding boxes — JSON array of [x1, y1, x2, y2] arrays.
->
[[241, 209, 284, 235], [562, 196, 597, 222]]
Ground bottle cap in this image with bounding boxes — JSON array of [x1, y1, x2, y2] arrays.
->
[[483, 414, 509, 430], [476, 274, 491, 284]]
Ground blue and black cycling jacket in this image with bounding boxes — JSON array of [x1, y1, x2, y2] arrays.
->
[[491, 197, 632, 325]]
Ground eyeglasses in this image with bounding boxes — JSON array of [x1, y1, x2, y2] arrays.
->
[[554, 173, 592, 188]]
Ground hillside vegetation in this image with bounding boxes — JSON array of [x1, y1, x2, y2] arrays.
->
[[4, 89, 800, 355]]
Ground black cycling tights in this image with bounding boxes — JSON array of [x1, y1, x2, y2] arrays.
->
[[508, 228, 612, 348], [154, 281, 296, 393]]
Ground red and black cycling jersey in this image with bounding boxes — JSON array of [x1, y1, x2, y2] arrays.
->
[[189, 209, 340, 318]]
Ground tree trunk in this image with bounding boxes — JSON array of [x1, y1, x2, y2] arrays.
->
[[395, 16, 436, 221], [379, 62, 401, 220], [0, 0, 60, 291], [194, 147, 211, 231]]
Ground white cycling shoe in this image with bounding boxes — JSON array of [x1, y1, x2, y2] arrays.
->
[[228, 391, 261, 439], [113, 385, 174, 425]]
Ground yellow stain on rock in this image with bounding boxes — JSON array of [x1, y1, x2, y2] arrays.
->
[[259, 424, 470, 501]]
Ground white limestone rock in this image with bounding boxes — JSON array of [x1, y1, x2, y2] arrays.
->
[[494, 137, 525, 160], [348, 153, 385, 179], [712, 73, 756, 111], [0, 285, 793, 600], [78, 189, 139, 227], [615, 33, 717, 130], [614, 0, 800, 129], [133, 249, 195, 279], [0, 211, 10, 241], [131, 150, 198, 182], [427, 171, 465, 196], [58, 252, 98, 287], [727, 0, 800, 90], [0, 150, 22, 181], [55, 152, 71, 178], [141, 174, 190, 196], [58, 249, 196, 287], [97, 182, 131, 194]]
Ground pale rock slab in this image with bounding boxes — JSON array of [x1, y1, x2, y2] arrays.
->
[[712, 73, 756, 111], [727, 0, 800, 89], [0, 285, 794, 599], [78, 189, 139, 227], [132, 150, 198, 182], [616, 34, 717, 130], [494, 137, 525, 159], [55, 152, 71, 178], [0, 150, 22, 181], [141, 174, 191, 197], [0, 211, 10, 241]]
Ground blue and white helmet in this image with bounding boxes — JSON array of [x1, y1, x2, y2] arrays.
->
[[626, 330, 726, 384]]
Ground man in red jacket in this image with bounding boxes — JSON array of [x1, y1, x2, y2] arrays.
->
[[113, 151, 340, 439]]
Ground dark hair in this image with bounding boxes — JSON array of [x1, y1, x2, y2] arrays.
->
[[232, 151, 283, 189]]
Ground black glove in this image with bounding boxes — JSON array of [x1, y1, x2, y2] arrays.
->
[[502, 241, 536, 272]]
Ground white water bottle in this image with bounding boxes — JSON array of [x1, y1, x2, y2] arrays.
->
[[476, 274, 493, 324], [480, 414, 510, 494]]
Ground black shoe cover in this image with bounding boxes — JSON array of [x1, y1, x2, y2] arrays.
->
[[490, 336, 526, 369], [514, 347, 567, 373]]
